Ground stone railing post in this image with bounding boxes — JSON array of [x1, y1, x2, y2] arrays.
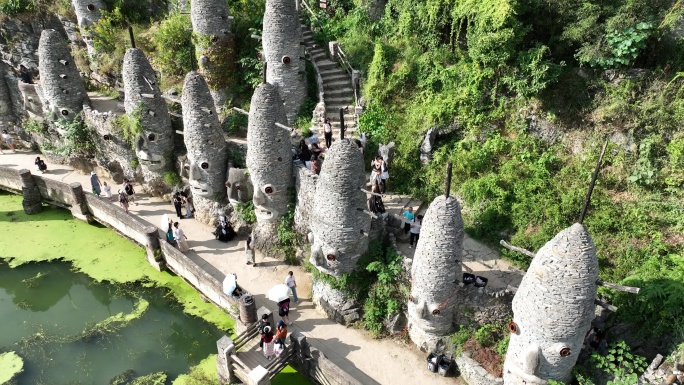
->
[[328, 41, 339, 61], [216, 335, 236, 385], [68, 182, 91, 222], [290, 330, 311, 375], [247, 366, 271, 385], [143, 225, 165, 271], [19, 169, 42, 214]]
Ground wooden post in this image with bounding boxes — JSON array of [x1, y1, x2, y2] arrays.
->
[[445, 161, 452, 198], [339, 108, 345, 140], [579, 136, 609, 224], [128, 26, 136, 49]]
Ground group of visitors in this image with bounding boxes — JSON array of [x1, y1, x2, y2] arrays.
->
[[259, 271, 298, 360], [34, 156, 47, 173], [165, 216, 190, 252], [402, 206, 423, 248], [116, 179, 138, 213], [213, 212, 236, 242], [172, 190, 194, 219], [89, 171, 112, 200]]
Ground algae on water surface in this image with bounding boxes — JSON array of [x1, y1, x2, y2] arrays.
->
[[0, 192, 233, 331], [0, 351, 24, 384]]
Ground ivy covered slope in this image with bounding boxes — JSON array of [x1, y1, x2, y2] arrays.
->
[[316, 0, 684, 336]]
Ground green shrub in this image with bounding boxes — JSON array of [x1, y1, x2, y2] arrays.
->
[[89, 7, 125, 54], [0, 0, 34, 15], [588, 341, 647, 385], [22, 118, 47, 135], [300, 125, 312, 138], [152, 13, 193, 78], [276, 188, 303, 265], [163, 171, 182, 187], [57, 116, 94, 155], [113, 104, 144, 149], [235, 201, 256, 224]]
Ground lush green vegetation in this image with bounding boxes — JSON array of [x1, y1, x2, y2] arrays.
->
[[309, 0, 684, 341]]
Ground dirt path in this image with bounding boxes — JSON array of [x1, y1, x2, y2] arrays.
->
[[1, 150, 519, 385]]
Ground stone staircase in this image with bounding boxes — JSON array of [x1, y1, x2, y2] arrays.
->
[[300, 23, 358, 136]]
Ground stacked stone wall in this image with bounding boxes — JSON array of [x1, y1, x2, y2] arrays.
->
[[38, 29, 88, 120], [71, 0, 105, 54], [262, 0, 307, 124], [293, 160, 317, 236]]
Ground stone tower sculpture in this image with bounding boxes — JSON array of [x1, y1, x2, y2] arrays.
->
[[246, 82, 291, 251], [503, 223, 598, 384], [407, 194, 464, 351], [38, 29, 88, 121], [122, 48, 174, 194], [190, 0, 236, 114], [71, 0, 105, 55], [0, 62, 16, 126], [182, 71, 228, 206], [309, 138, 370, 277], [262, 0, 307, 124]]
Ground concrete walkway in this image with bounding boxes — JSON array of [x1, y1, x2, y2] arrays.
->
[[0, 150, 521, 385]]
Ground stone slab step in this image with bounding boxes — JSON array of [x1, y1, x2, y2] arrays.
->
[[325, 88, 354, 98], [323, 79, 352, 89], [320, 73, 350, 84], [319, 68, 348, 77]]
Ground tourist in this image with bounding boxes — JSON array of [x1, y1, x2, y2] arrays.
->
[[214, 221, 235, 242], [274, 319, 287, 352], [323, 118, 332, 148], [102, 182, 112, 201], [117, 189, 129, 213], [261, 325, 275, 360], [409, 214, 423, 249], [90, 171, 102, 196], [173, 222, 189, 252], [166, 220, 177, 247], [378, 156, 389, 194], [182, 194, 194, 218], [285, 271, 298, 303], [245, 235, 256, 266], [311, 142, 323, 158], [124, 180, 138, 206], [35, 157, 47, 173], [258, 313, 271, 349], [19, 64, 32, 84], [368, 179, 385, 215], [355, 138, 363, 155], [2, 130, 14, 152], [402, 207, 415, 234], [310, 153, 322, 175], [278, 297, 292, 325], [298, 139, 312, 169], [172, 191, 184, 219], [307, 129, 320, 147]]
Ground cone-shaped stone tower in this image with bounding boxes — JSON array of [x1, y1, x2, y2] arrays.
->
[[246, 82, 291, 251], [123, 48, 174, 194], [38, 29, 88, 121], [262, 0, 307, 124], [182, 71, 228, 202], [71, 0, 105, 54], [408, 195, 464, 351], [503, 223, 598, 385], [310, 138, 370, 277], [190, 0, 236, 114]]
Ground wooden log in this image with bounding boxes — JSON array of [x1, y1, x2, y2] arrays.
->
[[499, 240, 536, 259], [161, 95, 181, 104], [275, 122, 294, 131], [596, 280, 640, 294], [595, 299, 618, 312]]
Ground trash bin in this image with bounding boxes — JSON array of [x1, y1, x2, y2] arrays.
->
[[438, 356, 453, 377], [474, 275, 488, 288], [463, 273, 475, 284], [427, 353, 442, 373]]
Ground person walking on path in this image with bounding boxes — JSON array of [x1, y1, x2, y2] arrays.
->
[[261, 326, 275, 360], [274, 320, 287, 355], [35, 157, 47, 173], [323, 118, 332, 148], [182, 194, 194, 218], [172, 192, 184, 219], [117, 189, 129, 213], [173, 222, 189, 252], [258, 313, 271, 349], [402, 206, 415, 234], [90, 171, 102, 196], [409, 214, 423, 249], [245, 235, 256, 266], [311, 153, 322, 175], [166, 220, 177, 248], [285, 271, 298, 303], [124, 180, 138, 205], [2, 130, 15, 152], [278, 298, 292, 325], [378, 156, 388, 194], [102, 182, 112, 201]]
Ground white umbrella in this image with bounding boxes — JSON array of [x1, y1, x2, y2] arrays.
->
[[268, 284, 291, 302], [222, 273, 237, 295], [160, 213, 170, 230]]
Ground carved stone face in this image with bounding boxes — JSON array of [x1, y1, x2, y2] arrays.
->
[[226, 167, 252, 207], [252, 180, 282, 222], [188, 158, 216, 198], [136, 131, 167, 170]]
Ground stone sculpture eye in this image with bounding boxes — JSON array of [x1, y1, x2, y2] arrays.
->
[[103, 134, 111, 140], [277, 157, 282, 161], [432, 309, 441, 315], [282, 56, 291, 64], [61, 109, 69, 116], [264, 185, 274, 194], [147, 133, 156, 141], [87, 4, 95, 11], [235, 185, 241, 191], [326, 254, 336, 261], [201, 162, 209, 170], [508, 321, 519, 334], [559, 347, 571, 357]]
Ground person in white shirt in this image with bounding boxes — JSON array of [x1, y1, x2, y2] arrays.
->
[[323, 118, 333, 148], [409, 215, 423, 249], [102, 182, 112, 201], [285, 271, 298, 303]]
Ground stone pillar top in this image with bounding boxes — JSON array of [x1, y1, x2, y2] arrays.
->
[[191, 0, 232, 35]]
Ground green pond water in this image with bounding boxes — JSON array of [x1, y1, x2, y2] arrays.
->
[[0, 192, 309, 385]]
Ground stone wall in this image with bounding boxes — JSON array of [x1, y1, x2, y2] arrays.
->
[[293, 160, 317, 236], [16, 81, 44, 118], [32, 175, 74, 206], [71, 0, 105, 54], [122, 48, 174, 194], [0, 13, 66, 71], [38, 29, 88, 120], [0, 166, 23, 191], [84, 193, 151, 246], [262, 0, 307, 124], [504, 223, 598, 384], [0, 61, 17, 125], [289, 330, 364, 385], [455, 353, 504, 385], [311, 280, 361, 325]]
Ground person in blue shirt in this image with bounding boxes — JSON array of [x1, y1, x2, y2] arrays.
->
[[402, 206, 415, 234]]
